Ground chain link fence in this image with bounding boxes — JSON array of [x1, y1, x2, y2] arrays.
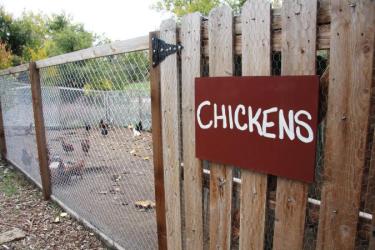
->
[[38, 50, 156, 250], [0, 48, 157, 249], [0, 71, 41, 185]]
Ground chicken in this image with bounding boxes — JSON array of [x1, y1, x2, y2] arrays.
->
[[99, 119, 108, 136], [49, 156, 66, 184], [81, 139, 90, 155], [65, 160, 85, 179], [133, 128, 141, 137], [22, 149, 32, 166], [135, 121, 143, 132], [62, 139, 74, 153], [133, 121, 142, 137], [85, 122, 91, 133], [25, 123, 33, 135]]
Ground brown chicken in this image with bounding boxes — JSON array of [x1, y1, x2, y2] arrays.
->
[[81, 139, 90, 155], [65, 160, 85, 179], [62, 139, 74, 153], [99, 119, 108, 136]]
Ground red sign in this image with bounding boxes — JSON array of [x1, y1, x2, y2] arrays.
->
[[195, 76, 319, 183]]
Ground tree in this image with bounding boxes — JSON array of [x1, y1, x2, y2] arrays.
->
[[0, 42, 12, 69], [153, 0, 221, 16], [45, 13, 94, 56], [153, 0, 282, 16], [0, 7, 99, 66]]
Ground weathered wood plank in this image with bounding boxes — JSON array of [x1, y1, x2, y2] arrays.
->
[[35, 35, 149, 69], [273, 0, 317, 249], [160, 19, 182, 250], [317, 1, 375, 249], [208, 5, 233, 250], [181, 13, 204, 250], [0, 64, 29, 76], [199, 1, 331, 55], [201, 23, 329, 56], [239, 1, 270, 250], [29, 62, 51, 200], [201, 0, 330, 36], [149, 31, 167, 250], [368, 130, 375, 250]]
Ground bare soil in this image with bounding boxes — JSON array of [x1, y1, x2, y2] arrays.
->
[[3, 126, 157, 249], [0, 161, 108, 250]]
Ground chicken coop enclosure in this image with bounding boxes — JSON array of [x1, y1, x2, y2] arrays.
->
[[0, 0, 374, 250], [0, 36, 157, 250]]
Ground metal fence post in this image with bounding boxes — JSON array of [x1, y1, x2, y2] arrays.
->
[[29, 62, 51, 200]]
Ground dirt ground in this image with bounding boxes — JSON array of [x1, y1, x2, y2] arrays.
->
[[4, 126, 158, 249], [0, 161, 108, 250]]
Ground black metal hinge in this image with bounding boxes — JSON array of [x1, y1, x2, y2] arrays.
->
[[151, 36, 183, 67]]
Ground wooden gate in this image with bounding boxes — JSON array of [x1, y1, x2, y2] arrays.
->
[[150, 0, 375, 249]]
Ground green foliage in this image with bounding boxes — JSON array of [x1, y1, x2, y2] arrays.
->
[[84, 79, 114, 93], [42, 51, 150, 94], [153, 0, 220, 16], [0, 169, 18, 197], [153, 0, 282, 16], [0, 42, 12, 69], [46, 14, 94, 56], [0, 7, 99, 66]]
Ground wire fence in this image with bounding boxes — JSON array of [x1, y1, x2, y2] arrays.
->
[[0, 48, 157, 249], [0, 72, 41, 185]]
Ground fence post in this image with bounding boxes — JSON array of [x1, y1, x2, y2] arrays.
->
[[149, 31, 167, 250], [0, 100, 7, 160], [29, 62, 51, 200]]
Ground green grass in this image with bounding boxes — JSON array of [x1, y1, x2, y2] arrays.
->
[[121, 81, 150, 91], [0, 169, 19, 197], [0, 167, 27, 197]]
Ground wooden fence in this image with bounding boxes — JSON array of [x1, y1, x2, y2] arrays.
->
[[151, 0, 375, 249]]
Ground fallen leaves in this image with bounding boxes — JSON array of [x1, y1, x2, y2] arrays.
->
[[53, 217, 60, 223], [60, 212, 68, 218], [0, 164, 106, 249]]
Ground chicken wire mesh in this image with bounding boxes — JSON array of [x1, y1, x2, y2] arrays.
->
[[0, 71, 41, 185], [38, 50, 157, 250]]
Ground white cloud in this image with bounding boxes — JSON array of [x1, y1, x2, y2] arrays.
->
[[1, 0, 173, 41]]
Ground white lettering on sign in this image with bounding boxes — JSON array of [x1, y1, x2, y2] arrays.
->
[[197, 100, 213, 129], [196, 100, 314, 143]]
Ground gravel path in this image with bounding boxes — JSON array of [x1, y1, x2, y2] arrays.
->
[[0, 161, 108, 250]]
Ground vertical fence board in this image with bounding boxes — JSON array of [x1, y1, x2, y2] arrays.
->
[[30, 62, 51, 200], [150, 31, 167, 250], [208, 5, 233, 250], [273, 1, 317, 249], [181, 13, 204, 250], [0, 101, 7, 160], [317, 1, 375, 249], [368, 131, 375, 250], [160, 19, 182, 250], [239, 1, 271, 250]]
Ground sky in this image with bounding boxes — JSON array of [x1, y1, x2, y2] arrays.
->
[[1, 0, 173, 41]]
